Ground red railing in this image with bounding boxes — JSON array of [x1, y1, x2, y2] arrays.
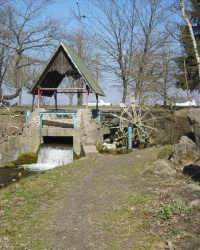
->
[[37, 87, 89, 108]]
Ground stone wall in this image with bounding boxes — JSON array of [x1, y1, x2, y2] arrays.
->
[[0, 107, 110, 165], [0, 106, 193, 166], [0, 128, 41, 166]]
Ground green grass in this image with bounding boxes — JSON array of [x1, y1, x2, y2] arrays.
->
[[1, 145, 195, 249], [0, 159, 95, 249], [0, 151, 160, 249], [157, 199, 194, 220], [157, 144, 174, 159], [98, 192, 161, 248]]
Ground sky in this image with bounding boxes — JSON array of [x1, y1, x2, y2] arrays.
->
[[44, 1, 184, 105], [20, 0, 200, 106], [44, 0, 141, 105], [48, 1, 76, 20], [20, 0, 122, 105], [47, 0, 85, 31]]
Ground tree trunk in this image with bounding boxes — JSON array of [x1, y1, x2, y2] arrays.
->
[[18, 90, 22, 105], [69, 94, 73, 106], [181, 0, 200, 77], [122, 78, 128, 103]]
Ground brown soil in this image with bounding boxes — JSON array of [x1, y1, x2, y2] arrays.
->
[[47, 148, 200, 250]]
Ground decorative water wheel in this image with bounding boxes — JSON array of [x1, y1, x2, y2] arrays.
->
[[110, 103, 155, 148]]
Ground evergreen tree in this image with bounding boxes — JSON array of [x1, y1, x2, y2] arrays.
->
[[191, 0, 200, 40], [175, 0, 200, 91]]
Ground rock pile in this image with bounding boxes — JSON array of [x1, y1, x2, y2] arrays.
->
[[171, 108, 200, 166], [170, 135, 200, 166], [148, 108, 200, 210], [188, 108, 200, 147]]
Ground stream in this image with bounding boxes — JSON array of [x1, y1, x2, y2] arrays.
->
[[0, 143, 73, 187], [0, 167, 36, 188]]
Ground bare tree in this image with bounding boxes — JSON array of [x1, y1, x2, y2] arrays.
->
[[63, 30, 101, 105], [77, 0, 174, 104], [79, 0, 137, 103], [0, 0, 66, 104], [0, 3, 14, 100], [150, 41, 177, 105], [129, 0, 171, 104]]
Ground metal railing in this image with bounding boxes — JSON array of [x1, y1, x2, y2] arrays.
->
[[38, 111, 77, 128]]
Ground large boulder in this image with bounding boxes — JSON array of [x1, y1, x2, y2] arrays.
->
[[151, 108, 191, 146], [147, 159, 176, 176], [102, 142, 117, 151], [170, 136, 200, 166], [188, 108, 200, 148]]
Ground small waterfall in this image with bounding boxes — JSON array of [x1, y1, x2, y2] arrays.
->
[[21, 144, 73, 171]]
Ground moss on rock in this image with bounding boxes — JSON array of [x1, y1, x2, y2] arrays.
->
[[8, 152, 38, 168]]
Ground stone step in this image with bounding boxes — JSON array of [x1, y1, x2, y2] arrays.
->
[[82, 144, 99, 157]]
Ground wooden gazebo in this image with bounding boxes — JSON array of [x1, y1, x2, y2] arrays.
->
[[29, 41, 105, 109]]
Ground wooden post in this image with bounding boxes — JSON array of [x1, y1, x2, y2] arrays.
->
[[54, 91, 57, 110], [31, 94, 35, 111], [86, 86, 89, 109], [37, 88, 40, 108], [96, 94, 99, 109]]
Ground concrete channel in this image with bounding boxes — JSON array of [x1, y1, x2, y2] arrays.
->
[[0, 107, 118, 165]]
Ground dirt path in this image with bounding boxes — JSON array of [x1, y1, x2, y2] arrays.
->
[[48, 148, 158, 249], [47, 148, 200, 250]]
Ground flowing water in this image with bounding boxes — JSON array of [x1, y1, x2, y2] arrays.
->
[[0, 143, 73, 186], [21, 144, 73, 171]]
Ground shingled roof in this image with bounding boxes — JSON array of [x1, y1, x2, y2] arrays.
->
[[29, 41, 105, 97]]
